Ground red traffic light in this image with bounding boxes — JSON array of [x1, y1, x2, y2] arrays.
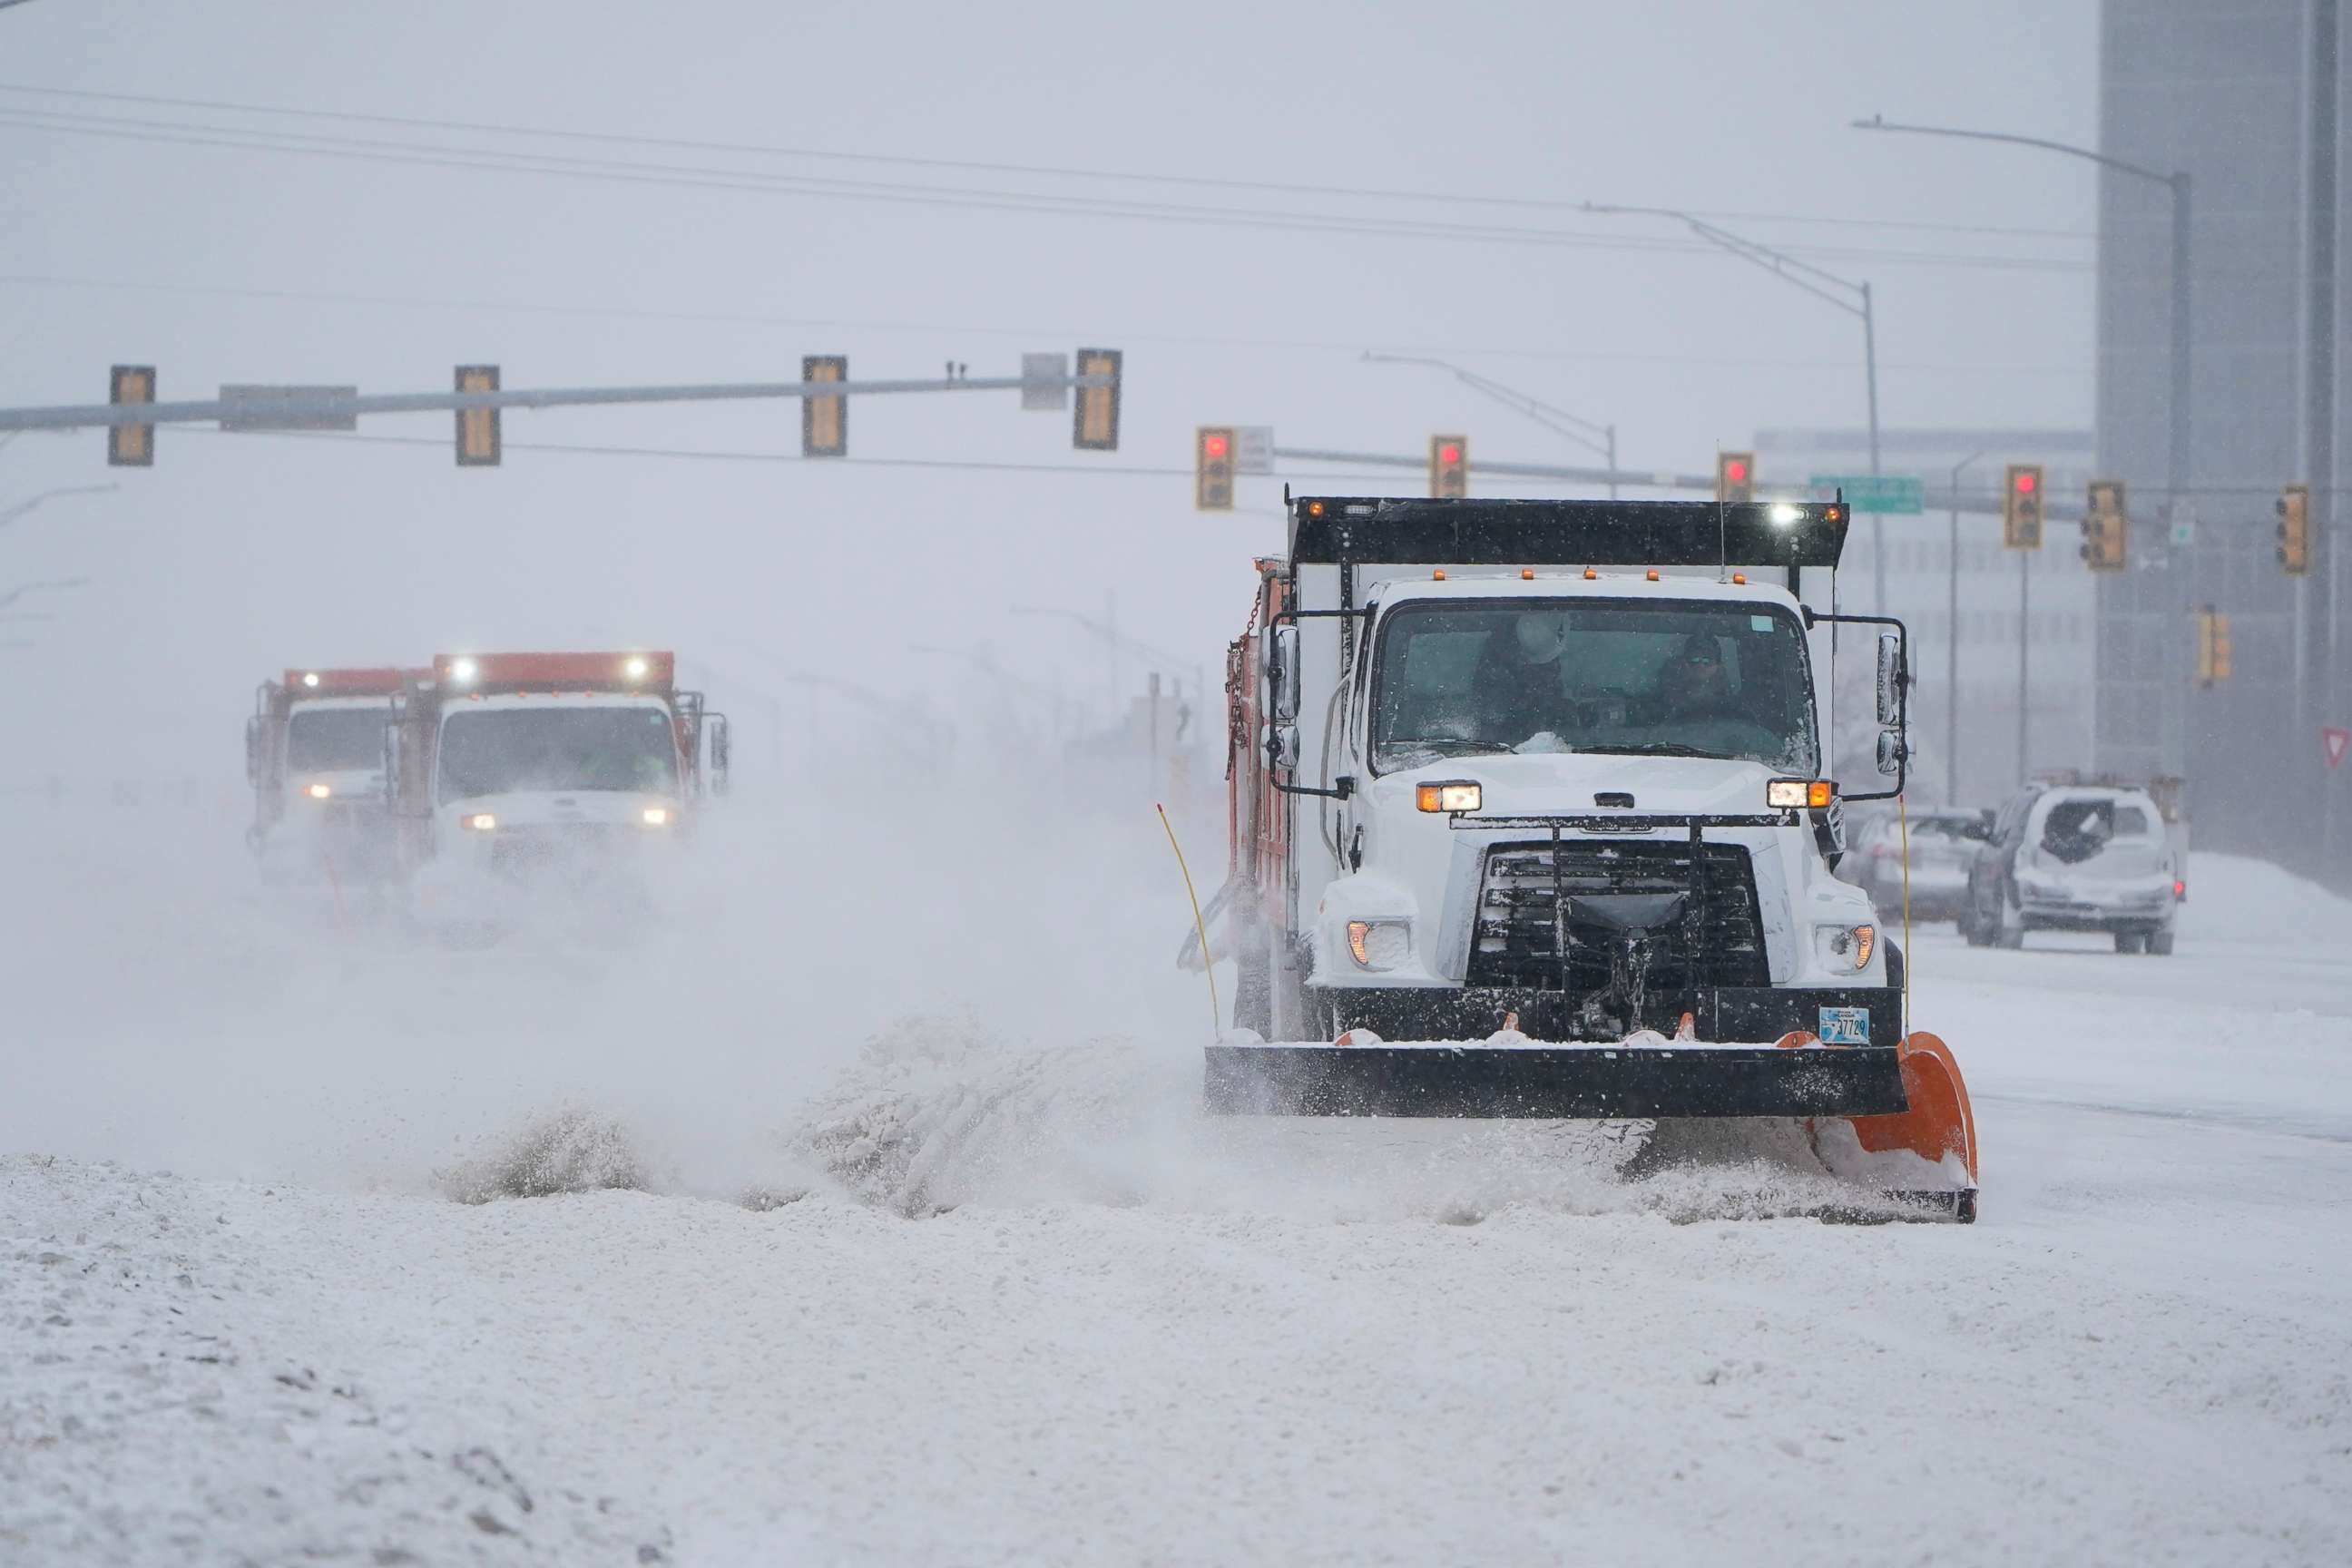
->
[[1438, 443, 1462, 465], [2014, 471, 2037, 494], [1725, 460, 1748, 483], [1203, 434, 1229, 459]]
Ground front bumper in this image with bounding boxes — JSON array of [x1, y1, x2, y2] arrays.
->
[[2015, 884, 2175, 930], [1205, 1039, 1906, 1119], [1305, 983, 1902, 1052]]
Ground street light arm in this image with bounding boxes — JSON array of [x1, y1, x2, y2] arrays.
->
[[1360, 352, 1615, 461], [1851, 113, 2183, 190], [1676, 214, 1869, 316], [1583, 201, 1867, 316], [1010, 605, 1194, 675], [0, 482, 119, 531]]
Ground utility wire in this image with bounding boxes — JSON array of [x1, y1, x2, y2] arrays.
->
[[0, 107, 2091, 275], [0, 80, 2097, 243]]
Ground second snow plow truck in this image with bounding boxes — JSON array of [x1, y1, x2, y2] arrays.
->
[[246, 666, 419, 882], [1193, 494, 1978, 1220], [388, 651, 730, 932]]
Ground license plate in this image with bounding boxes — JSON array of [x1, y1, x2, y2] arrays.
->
[[1818, 1006, 1870, 1045]]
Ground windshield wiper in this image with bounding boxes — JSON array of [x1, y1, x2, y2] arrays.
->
[[1386, 739, 1510, 758], [1573, 741, 1720, 759]]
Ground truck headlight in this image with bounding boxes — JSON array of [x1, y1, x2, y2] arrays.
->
[[1415, 781, 1481, 814], [1815, 923, 1875, 972], [305, 783, 332, 800], [1768, 779, 1835, 809], [641, 806, 672, 827], [1347, 919, 1411, 971], [462, 812, 497, 832]]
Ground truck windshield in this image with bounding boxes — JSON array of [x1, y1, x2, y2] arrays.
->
[[1370, 599, 1818, 774], [287, 708, 387, 771], [437, 707, 680, 800]]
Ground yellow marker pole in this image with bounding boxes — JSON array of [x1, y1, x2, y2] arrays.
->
[[1896, 794, 1914, 1034], [1157, 803, 1221, 1036]]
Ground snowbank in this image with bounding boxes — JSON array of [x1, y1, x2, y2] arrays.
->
[[2179, 849, 2352, 947]]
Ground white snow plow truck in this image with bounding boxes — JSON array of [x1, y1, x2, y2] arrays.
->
[[1193, 495, 1978, 1220], [388, 651, 730, 929]]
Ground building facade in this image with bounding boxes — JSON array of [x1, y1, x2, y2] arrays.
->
[[2097, 0, 2350, 877]]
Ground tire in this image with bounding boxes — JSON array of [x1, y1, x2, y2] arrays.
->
[[1993, 889, 2025, 950], [2146, 927, 2176, 956], [2113, 930, 2145, 956], [1231, 925, 1273, 1038]]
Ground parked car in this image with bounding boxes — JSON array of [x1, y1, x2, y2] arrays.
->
[[1958, 781, 2182, 954], [1850, 807, 1993, 923]]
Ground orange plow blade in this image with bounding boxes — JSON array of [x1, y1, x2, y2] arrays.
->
[[1851, 1032, 1978, 1185], [1775, 1027, 1980, 1223]]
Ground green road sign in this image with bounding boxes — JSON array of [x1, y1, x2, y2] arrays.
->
[[1808, 474, 1925, 514]]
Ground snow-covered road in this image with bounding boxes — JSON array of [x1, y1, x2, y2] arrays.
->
[[5, 801, 2349, 1565]]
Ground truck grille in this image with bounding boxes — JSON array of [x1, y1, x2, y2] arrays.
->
[[488, 824, 633, 876], [1466, 839, 1770, 993]]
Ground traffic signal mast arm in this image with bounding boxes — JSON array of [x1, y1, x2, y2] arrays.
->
[[0, 366, 1122, 433]]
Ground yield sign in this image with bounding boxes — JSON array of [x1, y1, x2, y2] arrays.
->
[[2326, 727, 2351, 769]]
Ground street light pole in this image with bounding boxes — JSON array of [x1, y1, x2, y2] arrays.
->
[[1948, 450, 1986, 802], [1853, 114, 2196, 775], [1583, 202, 1886, 608], [1361, 353, 1620, 499]]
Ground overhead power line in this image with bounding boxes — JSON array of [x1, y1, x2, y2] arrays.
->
[[0, 81, 2097, 244], [0, 271, 2096, 377], [0, 105, 2092, 276]]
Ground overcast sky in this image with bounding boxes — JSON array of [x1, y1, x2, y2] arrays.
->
[[0, 1, 2099, 778]]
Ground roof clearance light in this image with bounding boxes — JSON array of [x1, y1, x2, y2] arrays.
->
[[624, 656, 650, 681], [1769, 503, 1803, 525], [1521, 569, 1535, 580], [301, 671, 321, 689], [1416, 781, 1482, 814], [1432, 569, 1446, 581], [450, 657, 479, 684], [1731, 573, 1748, 585], [306, 783, 331, 799], [1826, 505, 1843, 521], [1645, 569, 1661, 582], [642, 806, 671, 827], [1307, 500, 1326, 517], [1583, 567, 1598, 580]]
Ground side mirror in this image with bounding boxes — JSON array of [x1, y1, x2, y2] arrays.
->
[[1271, 625, 1301, 722], [1875, 632, 1903, 726], [1876, 729, 1909, 776], [1269, 722, 1300, 771], [706, 713, 733, 798]]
